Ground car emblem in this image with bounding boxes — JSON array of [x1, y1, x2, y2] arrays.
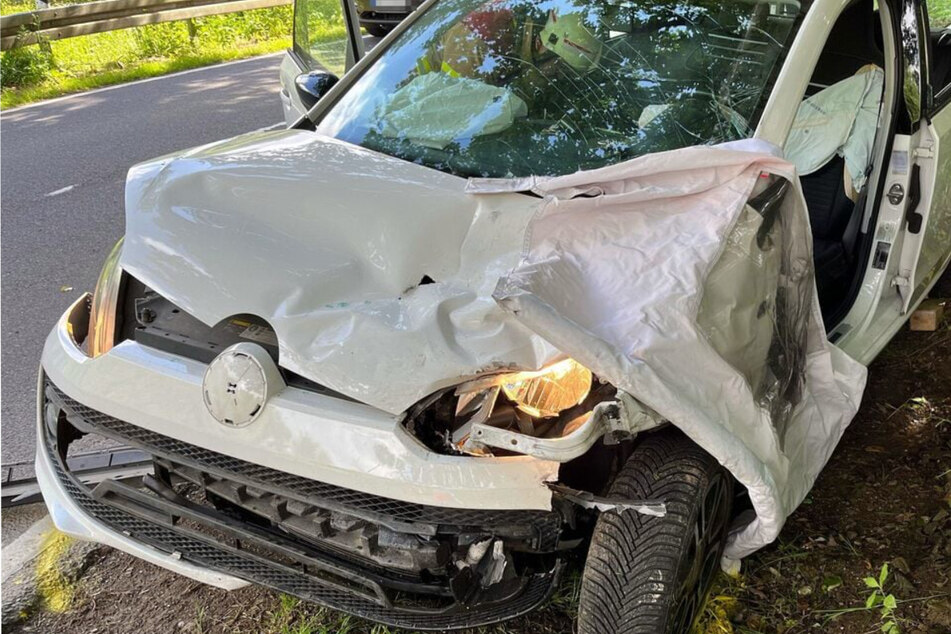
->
[[202, 342, 285, 427]]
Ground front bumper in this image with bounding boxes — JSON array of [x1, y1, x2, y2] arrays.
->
[[34, 374, 246, 590], [40, 296, 558, 511], [36, 297, 566, 629], [359, 12, 410, 25]]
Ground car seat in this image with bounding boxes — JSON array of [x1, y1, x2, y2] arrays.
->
[[791, 64, 882, 323], [800, 156, 861, 320]]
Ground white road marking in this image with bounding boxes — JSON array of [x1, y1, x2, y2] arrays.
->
[[44, 184, 75, 197], [0, 53, 284, 117]]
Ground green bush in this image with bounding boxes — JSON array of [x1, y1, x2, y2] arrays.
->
[[194, 6, 294, 46], [132, 22, 196, 59], [1, 44, 54, 87], [0, 5, 297, 96], [0, 2, 328, 106]]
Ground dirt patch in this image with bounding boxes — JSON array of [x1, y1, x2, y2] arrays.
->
[[704, 321, 951, 634], [10, 547, 582, 634], [12, 323, 951, 634]]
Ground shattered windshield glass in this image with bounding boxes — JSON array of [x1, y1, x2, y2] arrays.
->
[[316, 0, 808, 178]]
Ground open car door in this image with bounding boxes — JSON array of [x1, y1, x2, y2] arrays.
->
[[279, 0, 364, 125], [893, 0, 951, 310]]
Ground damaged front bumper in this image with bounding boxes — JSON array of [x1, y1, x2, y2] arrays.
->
[[36, 298, 571, 629], [39, 380, 565, 628], [41, 296, 559, 510]]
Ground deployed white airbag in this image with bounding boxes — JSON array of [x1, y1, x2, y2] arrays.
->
[[377, 74, 528, 149], [785, 66, 884, 193], [469, 140, 867, 558]]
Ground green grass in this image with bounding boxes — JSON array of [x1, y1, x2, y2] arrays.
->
[[265, 595, 372, 634], [932, 0, 951, 28], [0, 0, 345, 108], [1, 0, 33, 13]]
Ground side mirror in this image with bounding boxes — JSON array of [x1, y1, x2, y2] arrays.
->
[[295, 71, 340, 111]]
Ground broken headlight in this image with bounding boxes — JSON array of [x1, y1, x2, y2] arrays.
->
[[87, 238, 124, 357], [499, 359, 592, 418], [404, 359, 663, 460]]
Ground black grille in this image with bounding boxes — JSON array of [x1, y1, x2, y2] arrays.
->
[[48, 445, 558, 629], [48, 383, 560, 541]]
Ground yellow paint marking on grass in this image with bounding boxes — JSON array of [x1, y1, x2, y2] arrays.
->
[[35, 530, 76, 613], [696, 594, 739, 634], [694, 573, 745, 634]]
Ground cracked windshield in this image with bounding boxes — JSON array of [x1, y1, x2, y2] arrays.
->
[[316, 0, 807, 178]]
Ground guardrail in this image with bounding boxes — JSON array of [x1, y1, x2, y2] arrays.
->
[[1, 0, 292, 50], [2, 447, 151, 507]]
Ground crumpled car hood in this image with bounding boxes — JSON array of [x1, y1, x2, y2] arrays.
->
[[121, 130, 560, 414]]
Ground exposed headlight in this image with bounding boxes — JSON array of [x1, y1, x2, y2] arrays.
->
[[87, 238, 124, 357], [500, 358, 592, 418]]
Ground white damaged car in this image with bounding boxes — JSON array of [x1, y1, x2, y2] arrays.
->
[[38, 0, 950, 631]]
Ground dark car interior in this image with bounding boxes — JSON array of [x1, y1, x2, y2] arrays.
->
[[930, 20, 951, 97]]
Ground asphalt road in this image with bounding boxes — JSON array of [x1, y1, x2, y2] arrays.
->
[[1, 53, 286, 465]]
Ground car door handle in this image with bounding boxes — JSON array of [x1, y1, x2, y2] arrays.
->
[[905, 163, 923, 234]]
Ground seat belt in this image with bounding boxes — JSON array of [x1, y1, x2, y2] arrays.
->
[[841, 181, 869, 257]]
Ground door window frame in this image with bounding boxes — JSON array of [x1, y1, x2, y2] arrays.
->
[[292, 0, 365, 72], [774, 0, 901, 330], [923, 0, 951, 111]]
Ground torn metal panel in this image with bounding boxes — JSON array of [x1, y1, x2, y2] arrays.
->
[[601, 392, 665, 439], [458, 392, 661, 461], [455, 538, 508, 588], [550, 484, 667, 517]]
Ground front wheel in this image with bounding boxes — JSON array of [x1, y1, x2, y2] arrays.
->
[[578, 428, 733, 634]]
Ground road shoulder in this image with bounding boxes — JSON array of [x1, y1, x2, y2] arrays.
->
[[2, 515, 101, 625]]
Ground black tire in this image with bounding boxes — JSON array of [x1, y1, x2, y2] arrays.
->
[[578, 428, 733, 634], [365, 22, 393, 37]]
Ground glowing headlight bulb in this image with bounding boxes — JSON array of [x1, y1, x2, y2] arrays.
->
[[500, 359, 592, 418]]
